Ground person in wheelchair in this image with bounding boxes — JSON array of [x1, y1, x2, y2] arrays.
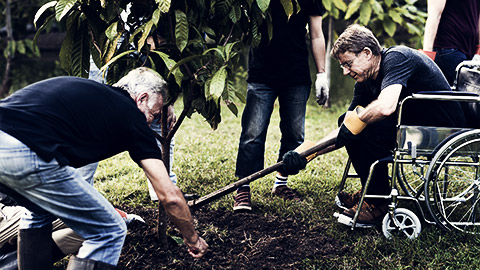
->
[[279, 24, 467, 225]]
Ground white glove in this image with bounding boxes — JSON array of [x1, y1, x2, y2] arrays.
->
[[125, 213, 145, 224], [315, 72, 329, 106], [472, 54, 480, 62], [116, 208, 146, 224]]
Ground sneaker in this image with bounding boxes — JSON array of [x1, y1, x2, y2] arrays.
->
[[336, 190, 362, 209], [342, 201, 388, 224], [233, 187, 252, 212], [272, 185, 301, 201]]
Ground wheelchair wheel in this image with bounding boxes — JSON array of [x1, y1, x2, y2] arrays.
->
[[425, 130, 480, 234], [396, 160, 427, 198], [382, 208, 422, 239]]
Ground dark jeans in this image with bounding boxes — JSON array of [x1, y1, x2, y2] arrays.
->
[[340, 114, 396, 203], [235, 83, 310, 178], [434, 48, 468, 86]]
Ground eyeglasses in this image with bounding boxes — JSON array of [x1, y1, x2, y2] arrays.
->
[[340, 58, 354, 69]]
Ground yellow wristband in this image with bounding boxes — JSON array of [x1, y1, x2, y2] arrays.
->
[[344, 106, 367, 135], [294, 140, 316, 161]]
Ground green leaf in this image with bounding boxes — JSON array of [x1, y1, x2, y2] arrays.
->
[[129, 24, 146, 44], [345, 0, 362, 20], [229, 6, 242, 23], [384, 0, 393, 7], [33, 14, 55, 52], [167, 55, 203, 78], [175, 10, 189, 53], [257, 0, 270, 13], [227, 103, 238, 116], [371, 0, 384, 20], [280, 0, 293, 18], [24, 39, 40, 57], [208, 66, 227, 104], [382, 17, 396, 37], [323, 0, 332, 12], [71, 21, 90, 78], [359, 2, 372, 25], [150, 51, 183, 87], [152, 8, 161, 26], [138, 20, 154, 52], [405, 22, 421, 36], [16, 40, 26, 55], [104, 31, 123, 63], [156, 0, 171, 13], [224, 41, 239, 62], [330, 6, 339, 19], [34, 1, 57, 28], [101, 49, 136, 73], [203, 47, 225, 61], [6, 40, 16, 57], [105, 22, 118, 41], [59, 14, 78, 73], [169, 235, 184, 245], [55, 0, 79, 21], [332, 0, 347, 12], [388, 9, 403, 24]]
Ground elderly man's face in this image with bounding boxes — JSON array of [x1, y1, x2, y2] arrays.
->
[[137, 93, 163, 125], [338, 49, 373, 82]]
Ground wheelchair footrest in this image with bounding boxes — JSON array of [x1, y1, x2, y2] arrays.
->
[[333, 212, 376, 228]]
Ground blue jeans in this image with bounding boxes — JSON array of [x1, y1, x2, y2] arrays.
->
[[235, 83, 310, 178], [0, 130, 126, 265], [434, 48, 468, 86]]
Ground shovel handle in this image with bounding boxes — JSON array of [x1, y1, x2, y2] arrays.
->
[[188, 137, 336, 209]]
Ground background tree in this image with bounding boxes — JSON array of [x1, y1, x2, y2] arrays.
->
[[0, 0, 43, 97]]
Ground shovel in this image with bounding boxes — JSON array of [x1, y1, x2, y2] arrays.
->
[[188, 137, 336, 209]]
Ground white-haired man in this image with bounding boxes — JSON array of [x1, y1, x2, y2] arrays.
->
[[0, 67, 207, 269]]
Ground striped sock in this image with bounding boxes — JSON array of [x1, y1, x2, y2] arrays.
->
[[237, 184, 250, 192], [273, 174, 288, 188]]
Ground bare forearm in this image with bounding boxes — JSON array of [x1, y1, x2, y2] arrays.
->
[[161, 191, 198, 242], [309, 15, 326, 73], [423, 0, 446, 51]]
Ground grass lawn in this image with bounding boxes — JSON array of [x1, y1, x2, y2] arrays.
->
[[94, 100, 480, 269]]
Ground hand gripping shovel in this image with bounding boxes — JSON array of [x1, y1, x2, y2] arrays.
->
[[188, 137, 336, 209]]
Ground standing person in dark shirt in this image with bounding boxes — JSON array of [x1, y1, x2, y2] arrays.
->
[[233, 0, 328, 211], [421, 0, 480, 85], [0, 67, 207, 269], [279, 24, 466, 224]]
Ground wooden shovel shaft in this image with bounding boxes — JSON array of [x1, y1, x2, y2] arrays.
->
[[188, 137, 336, 209]]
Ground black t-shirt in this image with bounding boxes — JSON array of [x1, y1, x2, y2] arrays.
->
[[349, 46, 466, 128], [247, 0, 325, 86], [0, 77, 162, 168], [434, 0, 479, 58]]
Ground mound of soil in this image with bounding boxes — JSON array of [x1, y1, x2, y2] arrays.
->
[[117, 205, 349, 269]]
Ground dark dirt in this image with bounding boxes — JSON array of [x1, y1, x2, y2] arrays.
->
[[117, 205, 349, 269]]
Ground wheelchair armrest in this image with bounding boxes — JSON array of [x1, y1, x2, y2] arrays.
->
[[411, 91, 480, 102]]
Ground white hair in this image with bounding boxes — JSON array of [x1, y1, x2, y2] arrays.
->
[[113, 67, 167, 101]]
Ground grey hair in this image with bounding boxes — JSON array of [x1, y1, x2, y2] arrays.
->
[[331, 24, 382, 59], [113, 67, 167, 101]]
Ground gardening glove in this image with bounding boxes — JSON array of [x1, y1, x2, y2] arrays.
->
[[472, 45, 480, 62], [335, 106, 367, 148], [315, 72, 329, 106], [115, 208, 145, 224], [278, 150, 307, 176], [419, 49, 436, 61]]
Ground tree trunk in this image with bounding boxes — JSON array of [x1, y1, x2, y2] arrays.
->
[[1, 0, 13, 97], [155, 102, 190, 247], [156, 105, 171, 248]]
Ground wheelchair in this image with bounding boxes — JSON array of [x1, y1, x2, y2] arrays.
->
[[334, 61, 480, 239]]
